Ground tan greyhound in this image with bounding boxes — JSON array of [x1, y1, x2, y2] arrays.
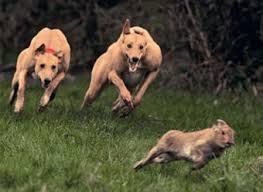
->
[[9, 27, 71, 113], [81, 19, 162, 116]]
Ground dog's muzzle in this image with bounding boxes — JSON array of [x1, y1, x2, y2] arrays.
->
[[42, 79, 51, 88]]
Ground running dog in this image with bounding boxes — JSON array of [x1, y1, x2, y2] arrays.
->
[[9, 27, 71, 113], [81, 19, 162, 116]]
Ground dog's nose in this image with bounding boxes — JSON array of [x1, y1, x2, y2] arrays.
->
[[132, 57, 139, 63], [44, 79, 51, 86]]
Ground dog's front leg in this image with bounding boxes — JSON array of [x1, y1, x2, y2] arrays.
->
[[14, 70, 28, 113], [133, 69, 159, 107], [108, 70, 133, 108], [38, 71, 65, 112]]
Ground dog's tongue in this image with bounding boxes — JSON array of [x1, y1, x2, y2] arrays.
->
[[129, 64, 137, 72]]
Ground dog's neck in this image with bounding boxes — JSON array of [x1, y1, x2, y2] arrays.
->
[[45, 48, 56, 54]]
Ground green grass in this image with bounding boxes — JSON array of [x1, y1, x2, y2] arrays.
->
[[0, 77, 262, 192]]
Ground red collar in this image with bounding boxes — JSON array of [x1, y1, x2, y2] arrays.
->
[[45, 48, 56, 54]]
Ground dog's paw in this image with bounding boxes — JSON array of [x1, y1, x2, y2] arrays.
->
[[118, 105, 134, 117], [120, 90, 133, 107], [14, 108, 23, 114], [112, 98, 135, 117], [112, 99, 126, 113], [14, 105, 23, 114], [37, 105, 46, 113]]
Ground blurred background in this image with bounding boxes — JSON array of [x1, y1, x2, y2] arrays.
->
[[0, 0, 262, 95]]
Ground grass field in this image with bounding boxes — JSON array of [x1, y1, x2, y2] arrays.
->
[[0, 77, 262, 192]]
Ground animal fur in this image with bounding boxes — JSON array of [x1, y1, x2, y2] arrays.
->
[[9, 27, 71, 113], [81, 19, 162, 116], [134, 119, 235, 171]]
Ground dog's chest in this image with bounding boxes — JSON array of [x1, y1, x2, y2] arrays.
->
[[122, 69, 147, 88]]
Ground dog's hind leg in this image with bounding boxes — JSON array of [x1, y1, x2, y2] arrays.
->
[[133, 146, 164, 171], [14, 70, 27, 113], [112, 95, 125, 113], [9, 72, 19, 105], [81, 80, 105, 109], [9, 82, 18, 105], [81, 62, 109, 109], [112, 94, 121, 108], [133, 69, 159, 107], [38, 72, 66, 112]]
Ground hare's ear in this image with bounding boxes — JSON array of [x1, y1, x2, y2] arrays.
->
[[122, 19, 131, 35], [35, 43, 45, 55], [216, 119, 227, 126]]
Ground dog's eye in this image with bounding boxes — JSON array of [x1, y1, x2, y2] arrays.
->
[[222, 131, 225, 135], [51, 65, 56, 70], [139, 45, 144, 50], [40, 64, 45, 69], [127, 44, 132, 49]]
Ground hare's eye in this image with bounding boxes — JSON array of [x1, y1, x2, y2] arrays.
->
[[40, 64, 45, 69], [127, 44, 132, 48], [51, 65, 56, 70]]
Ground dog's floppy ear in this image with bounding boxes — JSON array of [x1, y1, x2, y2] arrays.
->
[[54, 50, 64, 63], [35, 43, 45, 55], [122, 19, 131, 35], [134, 29, 144, 35]]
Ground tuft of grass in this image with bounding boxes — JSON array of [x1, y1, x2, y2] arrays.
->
[[0, 77, 262, 192]]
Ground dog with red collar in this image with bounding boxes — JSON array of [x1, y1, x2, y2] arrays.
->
[[9, 27, 71, 113]]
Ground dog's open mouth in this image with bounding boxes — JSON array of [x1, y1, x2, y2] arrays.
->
[[42, 79, 51, 89], [128, 58, 141, 72], [126, 53, 142, 72], [129, 63, 138, 72], [42, 83, 49, 89]]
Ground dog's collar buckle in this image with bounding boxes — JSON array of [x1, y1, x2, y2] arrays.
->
[[45, 48, 56, 54]]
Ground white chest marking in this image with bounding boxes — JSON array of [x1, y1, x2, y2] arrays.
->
[[122, 69, 147, 88]]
